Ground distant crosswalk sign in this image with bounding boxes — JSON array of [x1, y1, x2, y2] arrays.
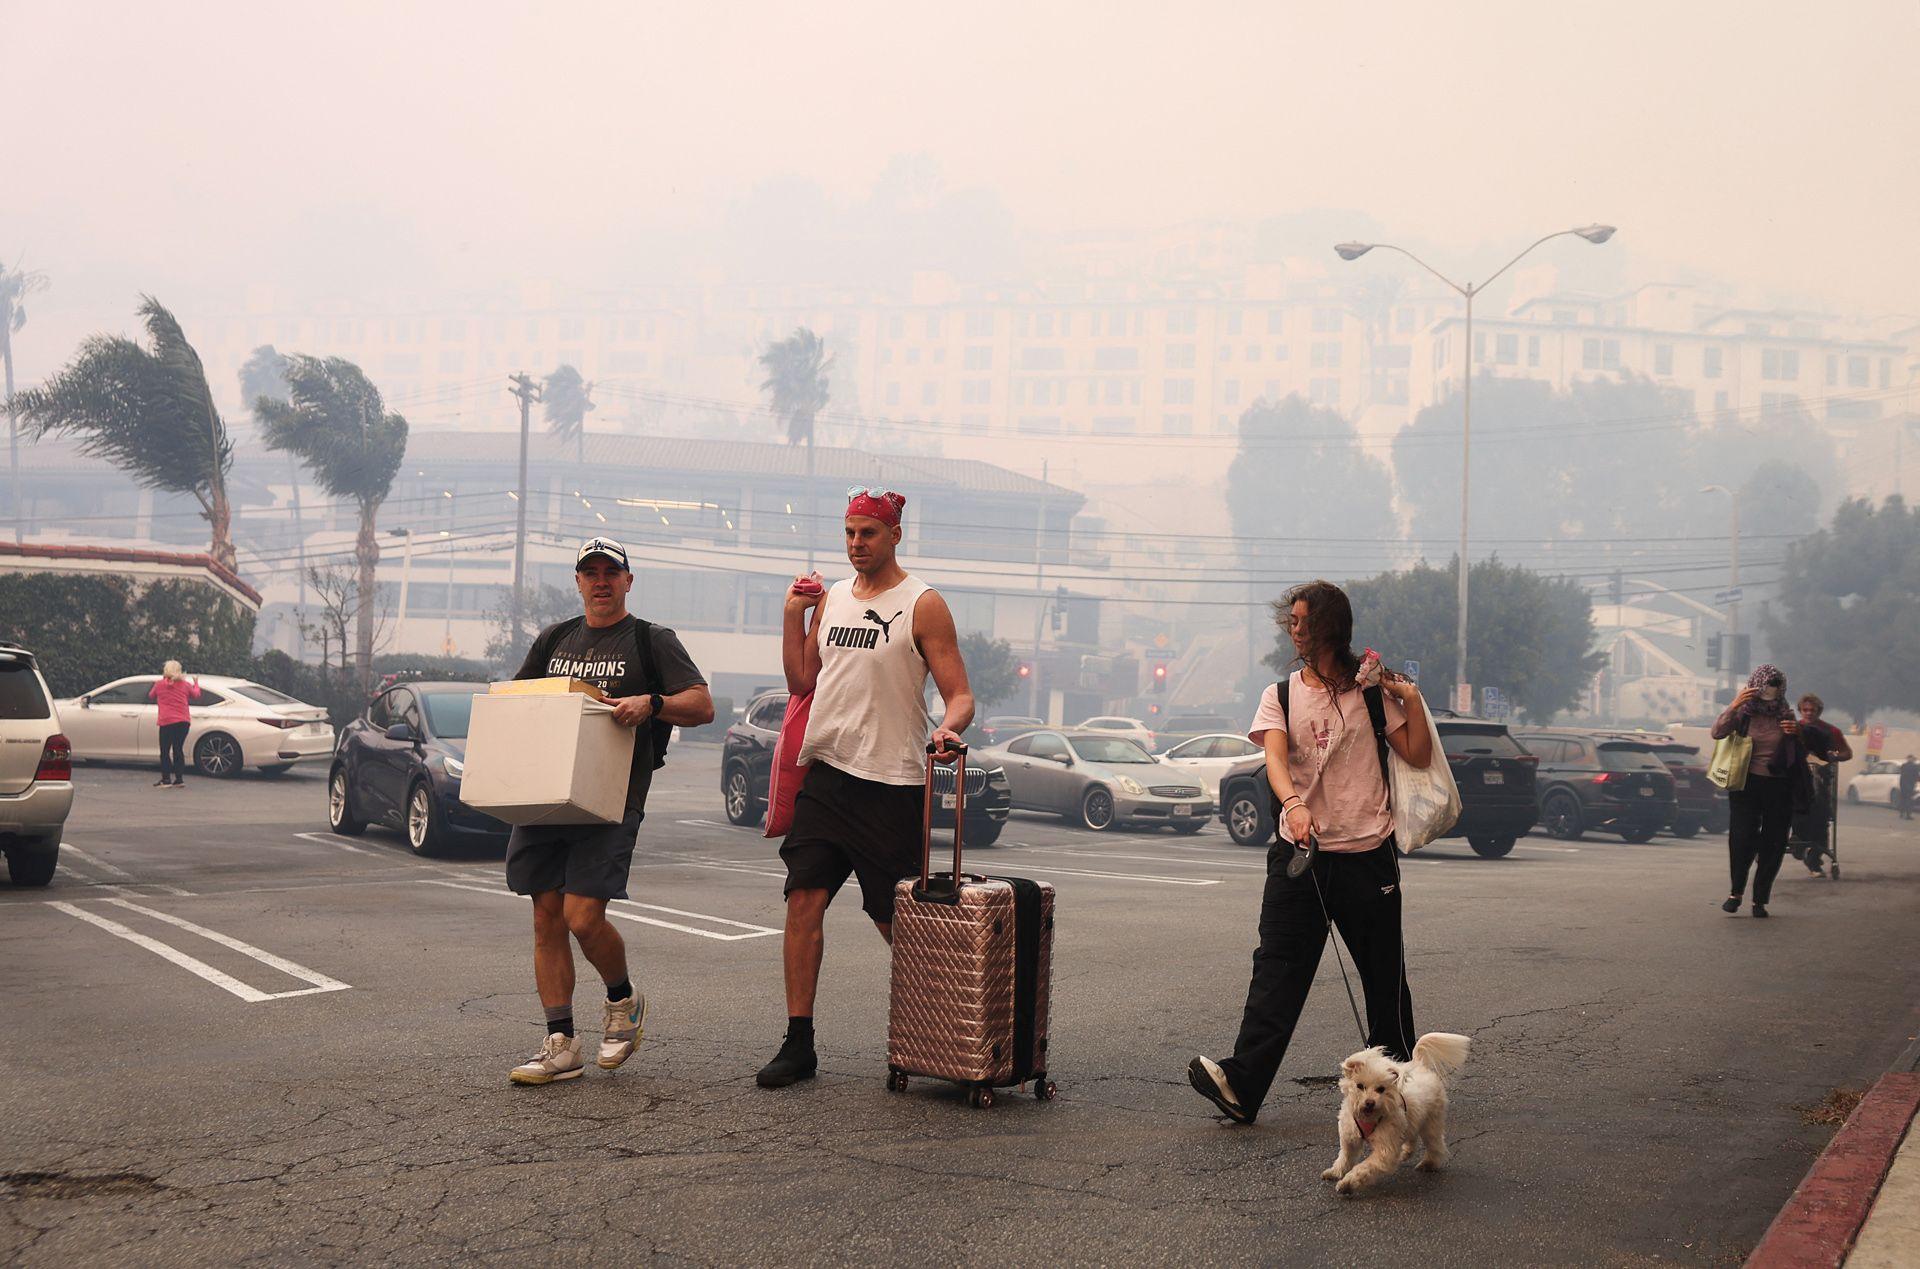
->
[[1403, 660, 1420, 683]]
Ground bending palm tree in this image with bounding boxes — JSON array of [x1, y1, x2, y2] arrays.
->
[[1, 258, 51, 543], [759, 328, 832, 569], [241, 346, 306, 657], [253, 356, 409, 690], [10, 294, 237, 568], [543, 364, 595, 466]]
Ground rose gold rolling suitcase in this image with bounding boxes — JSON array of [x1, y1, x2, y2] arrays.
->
[[887, 742, 1057, 1108]]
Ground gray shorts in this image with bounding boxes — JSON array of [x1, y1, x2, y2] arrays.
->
[[505, 811, 642, 900]]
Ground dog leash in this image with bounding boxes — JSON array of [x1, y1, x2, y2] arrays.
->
[[1296, 835, 1370, 1048]]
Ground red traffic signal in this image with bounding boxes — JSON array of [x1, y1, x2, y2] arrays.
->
[[1017, 662, 1032, 678]]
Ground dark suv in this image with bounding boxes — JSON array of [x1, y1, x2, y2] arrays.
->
[[1594, 732, 1727, 838], [1216, 713, 1538, 858], [1513, 730, 1677, 843], [721, 689, 1012, 845]]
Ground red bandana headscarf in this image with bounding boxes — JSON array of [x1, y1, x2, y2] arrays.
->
[[847, 490, 906, 527]]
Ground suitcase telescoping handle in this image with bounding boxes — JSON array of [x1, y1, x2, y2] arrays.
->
[[918, 740, 969, 897]]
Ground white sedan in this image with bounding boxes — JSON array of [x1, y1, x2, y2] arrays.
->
[[1157, 733, 1264, 802], [57, 675, 335, 777], [1845, 759, 1906, 808], [1076, 715, 1159, 750]]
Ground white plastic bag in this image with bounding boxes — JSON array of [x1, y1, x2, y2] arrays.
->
[[1389, 698, 1461, 851]]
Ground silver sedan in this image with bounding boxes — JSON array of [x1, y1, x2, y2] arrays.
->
[[980, 730, 1211, 832]]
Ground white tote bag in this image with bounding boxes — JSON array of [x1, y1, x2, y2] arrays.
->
[[1389, 699, 1462, 851]]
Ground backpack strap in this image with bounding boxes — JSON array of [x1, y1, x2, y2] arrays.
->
[[630, 617, 660, 693], [1362, 684, 1391, 795]]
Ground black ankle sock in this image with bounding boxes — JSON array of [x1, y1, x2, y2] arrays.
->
[[544, 1005, 574, 1038], [786, 1016, 815, 1047], [606, 977, 632, 1002]]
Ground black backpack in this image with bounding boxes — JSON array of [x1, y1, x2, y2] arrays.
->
[[548, 615, 674, 771], [1266, 676, 1390, 838]]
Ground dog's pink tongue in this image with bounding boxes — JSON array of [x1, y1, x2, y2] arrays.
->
[[1357, 1119, 1376, 1141]]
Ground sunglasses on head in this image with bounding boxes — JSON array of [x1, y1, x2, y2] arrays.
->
[[846, 485, 902, 501]]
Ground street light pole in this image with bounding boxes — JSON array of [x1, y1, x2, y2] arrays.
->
[[1335, 225, 1615, 710]]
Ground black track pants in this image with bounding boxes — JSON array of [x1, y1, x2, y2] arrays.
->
[[1217, 839, 1415, 1114], [1728, 775, 1792, 904], [158, 721, 190, 781]]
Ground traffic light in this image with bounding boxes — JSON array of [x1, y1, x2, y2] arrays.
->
[[1706, 634, 1722, 670], [1017, 662, 1032, 680], [1151, 663, 1168, 693]]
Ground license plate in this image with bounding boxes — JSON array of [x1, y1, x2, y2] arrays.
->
[[1483, 771, 1504, 785], [941, 793, 957, 809], [1638, 786, 1653, 796], [1172, 803, 1191, 816]]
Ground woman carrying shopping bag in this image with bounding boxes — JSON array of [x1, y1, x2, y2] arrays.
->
[[147, 660, 201, 788], [1710, 664, 1840, 917]]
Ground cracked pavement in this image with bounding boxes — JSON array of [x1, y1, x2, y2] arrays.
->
[[4, 749, 1918, 1265]]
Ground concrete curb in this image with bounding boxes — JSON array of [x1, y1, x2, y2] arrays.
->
[[1745, 1072, 1920, 1268]]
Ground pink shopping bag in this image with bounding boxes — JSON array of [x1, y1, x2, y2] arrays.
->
[[763, 690, 814, 838]]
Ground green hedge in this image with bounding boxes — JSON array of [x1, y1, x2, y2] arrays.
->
[[0, 572, 257, 699]]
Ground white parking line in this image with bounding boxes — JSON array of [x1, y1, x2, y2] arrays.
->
[[48, 899, 351, 1002], [419, 879, 780, 940], [293, 831, 374, 855], [985, 862, 1220, 887], [649, 852, 788, 880], [1008, 847, 1266, 871], [675, 818, 753, 832], [59, 842, 133, 879]]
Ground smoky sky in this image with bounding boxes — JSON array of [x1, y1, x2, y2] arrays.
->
[[10, 0, 1918, 372]]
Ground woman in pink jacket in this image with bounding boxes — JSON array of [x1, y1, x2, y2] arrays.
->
[[147, 660, 202, 788]]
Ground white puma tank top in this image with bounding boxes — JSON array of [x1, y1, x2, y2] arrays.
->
[[798, 574, 934, 786]]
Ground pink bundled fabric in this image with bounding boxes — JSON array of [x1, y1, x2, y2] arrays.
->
[[764, 691, 813, 838]]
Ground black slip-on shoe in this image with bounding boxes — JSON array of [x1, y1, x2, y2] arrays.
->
[[1721, 896, 1740, 913], [755, 1040, 818, 1089], [1753, 904, 1769, 918], [1188, 1056, 1255, 1124]]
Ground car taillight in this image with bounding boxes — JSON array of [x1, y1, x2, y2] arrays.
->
[[36, 734, 72, 781], [1591, 772, 1612, 784], [258, 717, 300, 729], [1515, 754, 1539, 765]]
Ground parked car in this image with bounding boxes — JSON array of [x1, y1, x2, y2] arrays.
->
[[0, 644, 74, 887], [984, 729, 1209, 832], [979, 715, 1045, 747], [1075, 715, 1158, 750], [720, 689, 1012, 844], [1513, 729, 1677, 842], [1845, 759, 1905, 808], [329, 681, 507, 855], [1157, 732, 1263, 802], [1152, 714, 1238, 753], [1215, 713, 1538, 857], [58, 674, 334, 777], [1594, 731, 1728, 836]]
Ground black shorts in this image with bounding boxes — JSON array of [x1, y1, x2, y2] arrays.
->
[[505, 811, 643, 900], [780, 762, 922, 924]]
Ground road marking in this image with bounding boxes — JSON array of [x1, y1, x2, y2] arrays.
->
[[48, 900, 351, 1002], [59, 842, 133, 879], [984, 862, 1219, 887], [419, 879, 780, 941], [651, 853, 787, 880], [675, 818, 753, 832], [1012, 847, 1266, 871], [293, 831, 374, 855]]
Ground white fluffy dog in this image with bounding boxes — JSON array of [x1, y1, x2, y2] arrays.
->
[[1321, 1032, 1471, 1196]]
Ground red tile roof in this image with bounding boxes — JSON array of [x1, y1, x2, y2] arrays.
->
[[0, 542, 262, 606]]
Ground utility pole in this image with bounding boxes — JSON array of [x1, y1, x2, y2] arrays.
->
[[508, 373, 542, 650], [1027, 460, 1049, 720]]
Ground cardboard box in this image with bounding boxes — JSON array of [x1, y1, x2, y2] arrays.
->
[[487, 676, 607, 701], [460, 691, 634, 826]]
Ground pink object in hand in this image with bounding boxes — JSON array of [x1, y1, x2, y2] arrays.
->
[[764, 691, 814, 838]]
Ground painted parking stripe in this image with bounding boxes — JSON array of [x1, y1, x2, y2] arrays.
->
[[675, 818, 753, 832], [985, 862, 1219, 887], [1011, 847, 1267, 871], [48, 900, 350, 1002], [294, 831, 374, 855], [419, 879, 780, 941], [649, 853, 788, 880], [59, 842, 133, 879]]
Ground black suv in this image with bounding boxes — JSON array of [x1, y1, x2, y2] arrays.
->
[[1513, 730, 1677, 843], [1216, 712, 1538, 858], [329, 681, 508, 856], [1593, 731, 1728, 838], [721, 689, 1013, 845]]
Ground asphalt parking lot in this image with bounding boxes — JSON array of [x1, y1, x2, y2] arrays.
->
[[4, 744, 1919, 1265]]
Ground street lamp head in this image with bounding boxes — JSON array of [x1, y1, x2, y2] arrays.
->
[[1575, 224, 1617, 244], [1334, 242, 1375, 261]]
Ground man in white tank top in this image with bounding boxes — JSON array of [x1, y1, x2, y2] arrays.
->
[[755, 486, 975, 1089]]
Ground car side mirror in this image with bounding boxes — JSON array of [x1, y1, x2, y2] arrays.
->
[[1050, 753, 1073, 766], [384, 722, 416, 743], [78, 696, 91, 709]]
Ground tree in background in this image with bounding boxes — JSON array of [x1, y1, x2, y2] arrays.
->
[[240, 345, 308, 652], [1738, 459, 1823, 542], [1, 257, 50, 540], [254, 356, 409, 690], [543, 364, 595, 466], [1268, 558, 1606, 721], [759, 328, 832, 569], [958, 631, 1021, 711], [1764, 496, 1920, 726], [11, 296, 239, 569], [484, 582, 580, 670], [0, 572, 255, 698]]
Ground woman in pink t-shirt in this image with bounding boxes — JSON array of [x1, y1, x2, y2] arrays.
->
[[147, 660, 202, 788], [1187, 579, 1433, 1125]]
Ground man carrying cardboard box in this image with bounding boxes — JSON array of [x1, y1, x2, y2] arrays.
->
[[505, 536, 714, 1086], [756, 487, 975, 1089]]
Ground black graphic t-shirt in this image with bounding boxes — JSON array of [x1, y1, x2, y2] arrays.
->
[[513, 614, 705, 813]]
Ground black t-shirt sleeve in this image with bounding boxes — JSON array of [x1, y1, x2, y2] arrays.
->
[[648, 626, 706, 694], [513, 622, 563, 681]]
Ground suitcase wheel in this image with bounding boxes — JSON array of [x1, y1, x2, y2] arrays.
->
[[967, 1086, 995, 1109], [886, 1069, 907, 1093], [1034, 1077, 1058, 1102]]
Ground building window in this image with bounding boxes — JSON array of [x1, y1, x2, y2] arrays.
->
[[1582, 338, 1621, 370], [964, 346, 993, 371], [1761, 348, 1799, 381], [1163, 378, 1195, 405], [1881, 358, 1892, 388], [1267, 309, 1285, 335], [1035, 312, 1055, 338], [1396, 308, 1416, 334], [1527, 334, 1541, 367], [926, 313, 943, 340], [905, 347, 920, 366], [1223, 379, 1240, 406], [1217, 345, 1233, 362], [1166, 344, 1196, 370], [1091, 416, 1135, 435], [1166, 309, 1197, 336], [1496, 333, 1519, 366], [961, 380, 992, 404], [1849, 355, 1870, 388], [1224, 311, 1243, 336], [1163, 414, 1193, 435], [966, 311, 995, 337], [1311, 342, 1343, 369], [888, 315, 905, 339], [1020, 347, 1065, 372], [1654, 344, 1673, 376], [1825, 354, 1838, 386], [1245, 345, 1262, 362], [1015, 416, 1063, 434], [885, 383, 901, 406], [1714, 390, 1730, 413], [1309, 378, 1341, 406], [921, 382, 939, 406], [880, 348, 893, 366], [1094, 347, 1139, 371], [1273, 344, 1289, 361], [1761, 391, 1799, 417], [1704, 346, 1723, 379], [1312, 307, 1341, 333]]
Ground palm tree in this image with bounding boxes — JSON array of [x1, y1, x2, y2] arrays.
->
[[240, 346, 307, 657], [1, 258, 50, 542], [542, 363, 595, 466], [253, 355, 409, 690], [10, 295, 237, 569], [758, 328, 832, 569]]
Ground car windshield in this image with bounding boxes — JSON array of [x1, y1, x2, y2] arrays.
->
[[421, 691, 477, 739], [1599, 743, 1667, 772], [0, 659, 51, 720], [1439, 726, 1526, 758], [231, 684, 301, 706], [1069, 736, 1155, 764]]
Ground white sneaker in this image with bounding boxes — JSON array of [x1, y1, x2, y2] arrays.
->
[[510, 1032, 584, 1085], [598, 993, 647, 1070]]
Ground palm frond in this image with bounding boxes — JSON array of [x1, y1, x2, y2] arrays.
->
[[542, 363, 594, 443], [255, 355, 408, 507], [239, 345, 291, 406], [757, 328, 832, 446]]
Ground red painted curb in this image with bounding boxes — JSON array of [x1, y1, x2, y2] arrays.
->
[[1746, 1072, 1920, 1268]]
